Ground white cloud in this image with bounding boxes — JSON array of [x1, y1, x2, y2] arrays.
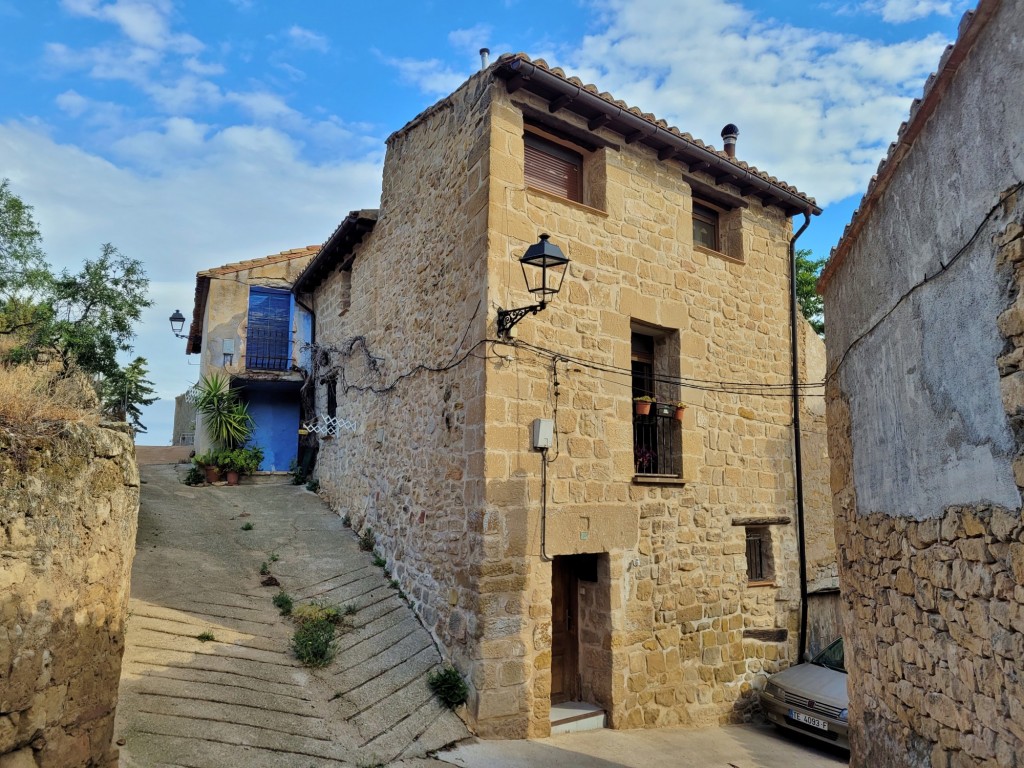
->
[[183, 56, 225, 76], [55, 89, 89, 117], [551, 0, 950, 206], [60, 0, 201, 53], [860, 0, 956, 23], [448, 24, 493, 55], [287, 25, 329, 52], [381, 55, 468, 96]]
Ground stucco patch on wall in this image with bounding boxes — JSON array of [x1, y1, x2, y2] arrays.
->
[[843, 233, 1019, 518]]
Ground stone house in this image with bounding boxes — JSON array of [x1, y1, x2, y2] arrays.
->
[[183, 246, 318, 470], [818, 1, 1024, 765], [294, 54, 833, 737]]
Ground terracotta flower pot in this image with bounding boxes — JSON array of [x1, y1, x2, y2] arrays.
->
[[204, 465, 221, 484], [674, 406, 686, 421], [635, 401, 652, 416], [225, 470, 240, 486]]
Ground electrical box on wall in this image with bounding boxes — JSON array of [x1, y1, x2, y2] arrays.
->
[[531, 418, 554, 450]]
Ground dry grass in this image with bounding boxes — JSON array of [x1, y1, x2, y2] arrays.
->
[[0, 362, 99, 431]]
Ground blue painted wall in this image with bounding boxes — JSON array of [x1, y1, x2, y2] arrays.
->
[[244, 384, 299, 472]]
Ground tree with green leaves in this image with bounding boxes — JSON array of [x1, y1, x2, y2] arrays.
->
[[101, 357, 158, 432], [0, 178, 49, 302], [1, 178, 157, 429], [795, 248, 826, 336], [39, 243, 153, 376]]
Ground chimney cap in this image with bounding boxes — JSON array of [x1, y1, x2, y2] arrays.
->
[[721, 123, 740, 139]]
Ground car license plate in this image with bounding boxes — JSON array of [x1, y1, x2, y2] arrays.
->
[[789, 710, 829, 731]]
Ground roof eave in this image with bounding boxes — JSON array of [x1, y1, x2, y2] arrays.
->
[[494, 56, 820, 218], [293, 210, 379, 294]]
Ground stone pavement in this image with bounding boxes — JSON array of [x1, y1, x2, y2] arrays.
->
[[435, 722, 848, 768], [116, 464, 468, 767]]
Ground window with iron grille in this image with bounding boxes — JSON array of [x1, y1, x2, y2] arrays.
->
[[631, 331, 682, 476], [246, 287, 291, 371], [745, 527, 774, 583]]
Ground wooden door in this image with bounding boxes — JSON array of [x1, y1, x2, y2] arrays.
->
[[550, 557, 579, 704]]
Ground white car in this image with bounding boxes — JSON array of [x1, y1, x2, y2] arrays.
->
[[758, 637, 849, 750]]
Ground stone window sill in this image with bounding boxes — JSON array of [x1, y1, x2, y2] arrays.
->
[[632, 474, 686, 486], [526, 186, 609, 218], [694, 244, 744, 265], [746, 580, 776, 588]]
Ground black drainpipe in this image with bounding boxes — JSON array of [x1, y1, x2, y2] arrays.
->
[[790, 211, 812, 663]]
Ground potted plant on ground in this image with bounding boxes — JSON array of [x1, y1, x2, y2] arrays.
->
[[634, 395, 655, 416], [192, 450, 221, 484], [218, 446, 264, 486]]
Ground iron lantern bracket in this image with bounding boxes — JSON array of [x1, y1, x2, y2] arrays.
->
[[497, 303, 545, 338]]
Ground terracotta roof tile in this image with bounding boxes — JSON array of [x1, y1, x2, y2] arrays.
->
[[199, 245, 322, 277]]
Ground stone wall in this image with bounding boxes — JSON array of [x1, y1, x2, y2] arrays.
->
[[308, 71, 492, 692], [0, 422, 140, 768], [820, 2, 1024, 764]]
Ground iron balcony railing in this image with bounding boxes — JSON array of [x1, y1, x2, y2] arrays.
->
[[633, 404, 682, 476], [245, 325, 291, 371]]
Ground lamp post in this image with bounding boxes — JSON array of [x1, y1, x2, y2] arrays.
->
[[496, 234, 569, 339], [169, 309, 188, 339]]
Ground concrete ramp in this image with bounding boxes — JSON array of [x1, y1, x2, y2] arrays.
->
[[117, 465, 469, 767]]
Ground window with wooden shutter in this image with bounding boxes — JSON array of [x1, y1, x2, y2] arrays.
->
[[524, 133, 583, 202], [692, 202, 720, 250]]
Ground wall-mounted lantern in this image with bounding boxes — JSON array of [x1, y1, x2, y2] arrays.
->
[[169, 309, 188, 339], [496, 234, 569, 339]]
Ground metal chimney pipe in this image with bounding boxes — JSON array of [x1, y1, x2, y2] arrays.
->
[[479, 48, 490, 69], [721, 123, 739, 158]]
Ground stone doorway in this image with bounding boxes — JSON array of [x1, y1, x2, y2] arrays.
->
[[550, 554, 611, 733]]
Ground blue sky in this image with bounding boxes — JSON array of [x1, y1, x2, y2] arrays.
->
[[0, 0, 971, 442]]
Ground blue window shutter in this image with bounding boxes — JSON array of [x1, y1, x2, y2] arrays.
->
[[246, 287, 291, 370]]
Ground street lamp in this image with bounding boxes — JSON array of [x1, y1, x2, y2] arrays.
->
[[496, 234, 569, 339], [169, 309, 188, 339]]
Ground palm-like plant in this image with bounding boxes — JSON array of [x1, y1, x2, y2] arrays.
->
[[195, 372, 253, 449]]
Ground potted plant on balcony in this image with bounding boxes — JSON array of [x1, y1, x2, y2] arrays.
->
[[634, 395, 655, 416], [674, 402, 687, 421], [634, 444, 657, 474]]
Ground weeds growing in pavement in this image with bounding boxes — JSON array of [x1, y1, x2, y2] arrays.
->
[[241, 522, 254, 531], [272, 591, 293, 616], [259, 561, 270, 576], [196, 631, 216, 642], [428, 665, 468, 708], [358, 528, 375, 552]]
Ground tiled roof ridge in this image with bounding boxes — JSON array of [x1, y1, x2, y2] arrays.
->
[[199, 245, 322, 277], [819, 0, 998, 291], [496, 52, 815, 206]]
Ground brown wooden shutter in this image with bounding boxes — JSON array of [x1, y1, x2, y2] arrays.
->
[[525, 134, 582, 202]]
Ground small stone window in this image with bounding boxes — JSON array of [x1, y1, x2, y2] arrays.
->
[[745, 526, 774, 585], [326, 377, 337, 418], [692, 202, 719, 250], [690, 196, 745, 262], [525, 132, 583, 202]]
